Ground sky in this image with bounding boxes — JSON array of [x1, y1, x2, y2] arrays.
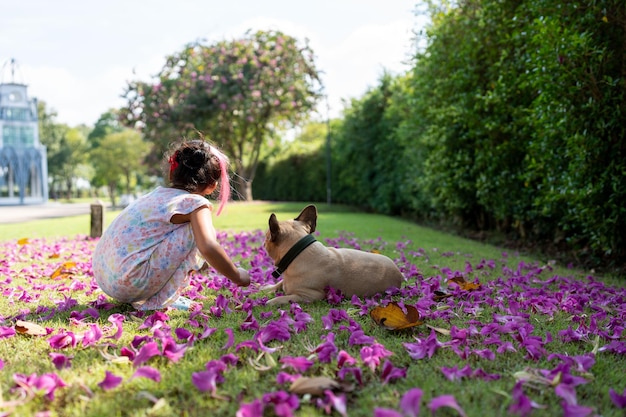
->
[[1, 0, 428, 127]]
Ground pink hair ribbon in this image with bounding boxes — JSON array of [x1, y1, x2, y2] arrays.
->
[[209, 145, 230, 216], [168, 152, 179, 174]]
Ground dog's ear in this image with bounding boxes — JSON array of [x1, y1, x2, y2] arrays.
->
[[268, 213, 280, 242], [295, 205, 317, 233]]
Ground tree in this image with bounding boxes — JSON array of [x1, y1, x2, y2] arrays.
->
[[90, 129, 148, 207], [88, 109, 124, 148], [38, 101, 68, 199], [121, 29, 323, 200]]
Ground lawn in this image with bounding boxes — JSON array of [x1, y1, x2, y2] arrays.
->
[[0, 202, 624, 416]]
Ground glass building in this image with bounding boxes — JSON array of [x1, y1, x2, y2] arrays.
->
[[0, 59, 48, 205]]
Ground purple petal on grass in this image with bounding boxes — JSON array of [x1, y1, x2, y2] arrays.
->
[[48, 331, 78, 349], [161, 336, 188, 362], [49, 353, 72, 370], [399, 388, 423, 417], [380, 360, 406, 384], [222, 328, 235, 350], [428, 395, 467, 417], [279, 356, 314, 373], [276, 372, 300, 385], [81, 323, 103, 347], [133, 341, 161, 367], [263, 391, 300, 417], [440, 365, 471, 381], [320, 390, 347, 417], [0, 326, 16, 339], [192, 370, 221, 394], [236, 398, 265, 417], [139, 311, 169, 330], [509, 381, 533, 417], [220, 353, 239, 366], [98, 370, 123, 390], [403, 329, 442, 360], [337, 350, 356, 368], [0, 358, 3, 370], [348, 330, 375, 346], [34, 373, 68, 400], [132, 366, 161, 382], [106, 313, 125, 340], [337, 367, 363, 385], [555, 383, 578, 406], [312, 332, 338, 363], [175, 327, 193, 341], [562, 402, 594, 417], [609, 388, 626, 408], [361, 343, 393, 372]]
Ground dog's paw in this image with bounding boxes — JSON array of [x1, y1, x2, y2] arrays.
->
[[259, 281, 283, 293]]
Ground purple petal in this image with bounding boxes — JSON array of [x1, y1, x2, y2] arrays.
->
[[429, 395, 467, 417], [399, 388, 423, 417], [348, 330, 375, 346], [132, 366, 161, 382], [192, 370, 220, 393], [562, 402, 594, 417], [508, 381, 533, 417], [34, 373, 67, 401], [555, 383, 577, 406], [237, 399, 265, 417], [49, 353, 72, 370], [0, 326, 16, 339], [279, 356, 314, 373], [222, 328, 235, 350], [133, 341, 161, 367], [48, 331, 78, 349], [609, 388, 626, 408], [98, 370, 123, 390]]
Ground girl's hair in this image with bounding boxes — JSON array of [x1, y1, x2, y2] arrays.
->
[[166, 139, 231, 215]]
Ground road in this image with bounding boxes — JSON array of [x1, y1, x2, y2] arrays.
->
[[0, 202, 103, 224]]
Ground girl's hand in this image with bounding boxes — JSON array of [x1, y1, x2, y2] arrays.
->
[[235, 267, 251, 287]]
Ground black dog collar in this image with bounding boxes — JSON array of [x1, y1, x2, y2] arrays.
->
[[271, 234, 317, 278]]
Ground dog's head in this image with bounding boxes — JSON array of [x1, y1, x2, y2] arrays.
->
[[264, 205, 317, 261]]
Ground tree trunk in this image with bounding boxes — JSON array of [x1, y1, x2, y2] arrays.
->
[[234, 175, 253, 201]]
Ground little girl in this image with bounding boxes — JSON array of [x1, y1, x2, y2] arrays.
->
[[92, 138, 250, 310]]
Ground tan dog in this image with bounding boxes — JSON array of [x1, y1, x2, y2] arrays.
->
[[262, 205, 403, 305]]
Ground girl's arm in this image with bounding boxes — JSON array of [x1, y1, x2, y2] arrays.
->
[[188, 206, 250, 286]]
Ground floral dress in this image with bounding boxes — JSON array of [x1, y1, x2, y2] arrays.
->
[[92, 187, 212, 310]]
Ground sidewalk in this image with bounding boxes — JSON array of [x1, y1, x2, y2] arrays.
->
[[0, 202, 100, 224]]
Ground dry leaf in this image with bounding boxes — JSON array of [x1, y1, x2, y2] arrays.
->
[[289, 376, 340, 396], [50, 262, 77, 279], [370, 302, 423, 330], [448, 275, 481, 291], [433, 290, 452, 301], [14, 320, 47, 336], [49, 253, 61, 259], [17, 238, 29, 245], [426, 324, 451, 336]]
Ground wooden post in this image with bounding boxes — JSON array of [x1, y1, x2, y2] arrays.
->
[[90, 202, 104, 238]]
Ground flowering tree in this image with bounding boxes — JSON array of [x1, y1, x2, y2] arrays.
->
[[120, 29, 323, 200]]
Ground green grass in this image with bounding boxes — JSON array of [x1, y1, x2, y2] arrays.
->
[[0, 201, 623, 417]]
